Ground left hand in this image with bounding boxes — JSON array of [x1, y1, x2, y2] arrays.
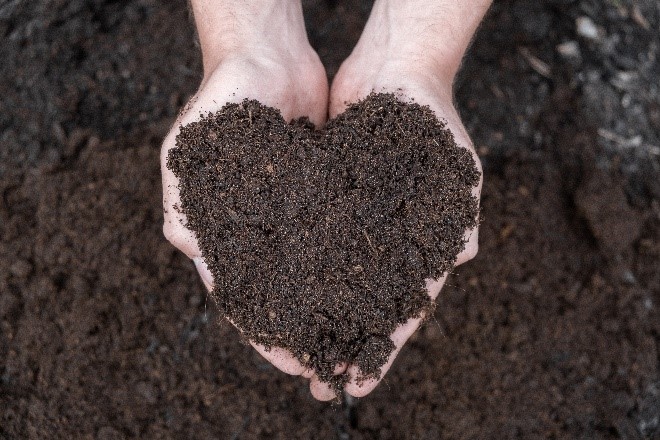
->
[[320, 0, 485, 398]]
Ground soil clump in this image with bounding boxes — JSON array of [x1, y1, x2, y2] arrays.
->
[[167, 93, 480, 391]]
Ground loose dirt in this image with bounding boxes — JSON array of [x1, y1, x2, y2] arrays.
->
[[167, 93, 480, 391], [1, 1, 658, 438]]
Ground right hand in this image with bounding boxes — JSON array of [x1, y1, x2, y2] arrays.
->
[[326, 0, 487, 399], [160, 0, 341, 401]]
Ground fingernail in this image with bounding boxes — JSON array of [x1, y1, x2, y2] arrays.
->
[[192, 257, 213, 287]]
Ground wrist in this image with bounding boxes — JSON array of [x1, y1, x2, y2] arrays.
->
[[368, 0, 492, 84], [190, 0, 307, 77]]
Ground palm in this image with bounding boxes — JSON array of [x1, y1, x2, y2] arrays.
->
[[327, 60, 483, 398], [161, 43, 482, 403], [161, 49, 329, 381]]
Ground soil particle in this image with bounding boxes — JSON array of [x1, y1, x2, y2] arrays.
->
[[167, 93, 480, 391]]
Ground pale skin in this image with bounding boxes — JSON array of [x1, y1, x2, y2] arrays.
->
[[162, 0, 491, 401]]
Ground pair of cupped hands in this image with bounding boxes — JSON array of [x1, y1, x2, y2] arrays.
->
[[160, 5, 482, 401]]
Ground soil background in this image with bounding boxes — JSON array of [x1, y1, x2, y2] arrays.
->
[[1, 0, 658, 439]]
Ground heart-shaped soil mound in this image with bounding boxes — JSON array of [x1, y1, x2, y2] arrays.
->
[[167, 93, 480, 393]]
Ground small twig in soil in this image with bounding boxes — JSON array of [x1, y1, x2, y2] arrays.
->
[[362, 229, 378, 256], [518, 47, 552, 78]]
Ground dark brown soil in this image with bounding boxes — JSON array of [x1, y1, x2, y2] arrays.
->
[[167, 94, 479, 391], [1, 1, 659, 439]]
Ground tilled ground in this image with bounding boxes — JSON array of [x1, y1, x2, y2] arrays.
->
[[1, 0, 658, 439]]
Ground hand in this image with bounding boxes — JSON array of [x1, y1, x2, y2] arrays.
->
[[160, 0, 338, 397], [320, 0, 489, 400]]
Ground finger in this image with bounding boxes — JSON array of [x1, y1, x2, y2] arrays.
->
[[304, 361, 348, 399], [220, 309, 307, 376], [190, 262, 307, 377], [343, 316, 421, 397], [195, 264, 305, 377], [304, 360, 346, 380], [334, 362, 348, 375], [193, 257, 214, 290], [344, 275, 448, 398], [249, 343, 307, 376], [309, 376, 339, 401]]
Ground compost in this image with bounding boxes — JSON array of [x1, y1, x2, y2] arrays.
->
[[1, 0, 658, 438], [167, 93, 480, 390]]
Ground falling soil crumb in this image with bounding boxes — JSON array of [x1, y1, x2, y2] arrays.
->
[[167, 93, 480, 394]]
